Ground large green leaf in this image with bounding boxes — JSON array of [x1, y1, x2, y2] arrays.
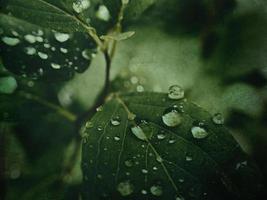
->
[[81, 92, 263, 200], [0, 14, 96, 80]]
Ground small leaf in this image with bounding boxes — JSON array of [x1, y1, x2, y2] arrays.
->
[[81, 92, 263, 200]]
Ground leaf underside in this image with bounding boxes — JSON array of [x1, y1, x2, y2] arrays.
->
[[81, 92, 263, 200]]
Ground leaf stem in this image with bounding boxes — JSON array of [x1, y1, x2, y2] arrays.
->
[[18, 91, 77, 122]]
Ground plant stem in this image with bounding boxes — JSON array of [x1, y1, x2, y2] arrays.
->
[[75, 49, 112, 128], [18, 91, 77, 122]]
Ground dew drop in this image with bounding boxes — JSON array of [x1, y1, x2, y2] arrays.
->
[[38, 52, 48, 59], [60, 47, 68, 53], [2, 36, 20, 46], [157, 131, 166, 140], [51, 63, 61, 69], [131, 126, 147, 141], [156, 155, 163, 163], [162, 110, 182, 127], [150, 185, 163, 196], [186, 156, 193, 162], [168, 85, 184, 100], [212, 113, 224, 125], [54, 32, 70, 42], [168, 139, 176, 144], [96, 5, 110, 21], [191, 126, 208, 139], [117, 180, 134, 196], [141, 169, 148, 174], [124, 159, 133, 167], [114, 136, 120, 141], [24, 47, 36, 55], [85, 121, 93, 128], [175, 195, 185, 200], [24, 34, 36, 43], [110, 116, 121, 126], [96, 106, 103, 112], [141, 189, 147, 195], [82, 49, 92, 60]]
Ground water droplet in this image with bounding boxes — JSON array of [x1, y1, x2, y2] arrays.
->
[[157, 131, 166, 140], [141, 189, 147, 195], [44, 43, 50, 48], [96, 5, 110, 21], [175, 195, 185, 200], [124, 159, 133, 167], [186, 156, 193, 162], [24, 47, 36, 55], [51, 63, 61, 69], [82, 49, 92, 60], [35, 36, 43, 42], [136, 85, 144, 92], [110, 116, 121, 126], [72, 0, 91, 14], [162, 110, 182, 127], [191, 126, 208, 139], [24, 34, 36, 43], [54, 32, 70, 42], [2, 36, 20, 46], [168, 139, 176, 144], [11, 30, 19, 36], [114, 136, 120, 141], [236, 161, 247, 170], [131, 126, 147, 141], [153, 166, 158, 170], [117, 180, 134, 196], [212, 113, 224, 125], [97, 174, 102, 179], [97, 126, 103, 131], [60, 47, 68, 53], [156, 155, 163, 163], [130, 76, 138, 84], [141, 169, 148, 174], [96, 106, 103, 112], [38, 52, 48, 59], [150, 185, 163, 196], [168, 85, 184, 100]]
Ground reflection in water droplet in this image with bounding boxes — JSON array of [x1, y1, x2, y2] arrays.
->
[[212, 113, 224, 125], [110, 116, 121, 126], [168, 85, 184, 100], [2, 36, 20, 46], [150, 185, 163, 196], [162, 110, 182, 127], [117, 180, 134, 196], [191, 126, 208, 139]]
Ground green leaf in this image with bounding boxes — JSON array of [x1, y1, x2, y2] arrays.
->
[[2, 0, 92, 32], [0, 14, 96, 80], [81, 92, 263, 200]]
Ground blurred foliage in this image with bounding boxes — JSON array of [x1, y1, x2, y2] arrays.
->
[[1, 0, 267, 199]]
